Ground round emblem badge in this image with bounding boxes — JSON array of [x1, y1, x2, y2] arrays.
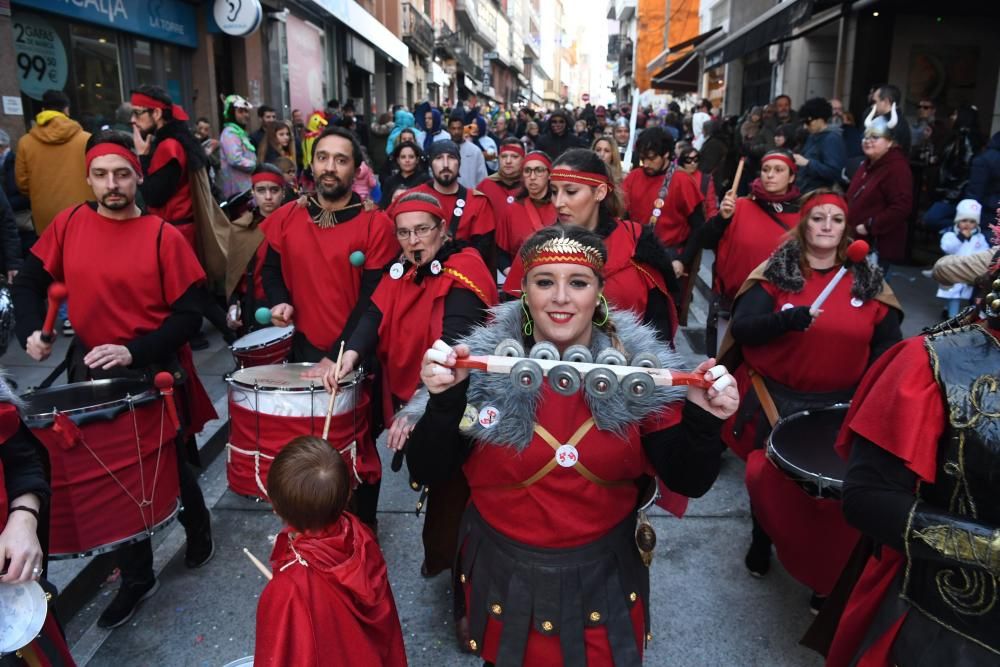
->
[[389, 263, 405, 280], [773, 203, 784, 213], [430, 260, 442, 275], [453, 207, 464, 217], [459, 404, 479, 430], [506, 195, 515, 204], [850, 297, 864, 308], [478, 406, 500, 428], [652, 209, 662, 218], [555, 444, 579, 468], [456, 198, 466, 207], [653, 198, 665, 208], [780, 303, 794, 311]]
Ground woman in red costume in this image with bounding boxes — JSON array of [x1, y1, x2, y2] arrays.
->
[[503, 149, 679, 343], [697, 149, 801, 352], [720, 191, 902, 613], [495, 151, 556, 275], [325, 191, 497, 577], [403, 224, 739, 666]]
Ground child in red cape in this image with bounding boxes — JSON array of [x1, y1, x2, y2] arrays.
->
[[254, 436, 407, 666]]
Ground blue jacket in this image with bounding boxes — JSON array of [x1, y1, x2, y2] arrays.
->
[[967, 131, 1000, 224], [796, 128, 847, 193]]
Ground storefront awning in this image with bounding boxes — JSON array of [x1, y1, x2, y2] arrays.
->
[[431, 62, 451, 87], [650, 51, 700, 93], [309, 0, 409, 65], [646, 26, 722, 76], [704, 0, 814, 68]]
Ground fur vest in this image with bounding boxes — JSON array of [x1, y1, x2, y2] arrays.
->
[[762, 238, 885, 302]]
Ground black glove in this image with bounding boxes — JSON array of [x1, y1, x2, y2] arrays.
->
[[778, 305, 813, 332]]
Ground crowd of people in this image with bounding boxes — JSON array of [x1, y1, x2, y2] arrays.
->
[[0, 79, 997, 667]]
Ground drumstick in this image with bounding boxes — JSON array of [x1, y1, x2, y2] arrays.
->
[[728, 158, 745, 196], [809, 240, 870, 315], [154, 372, 181, 433], [452, 355, 714, 389], [322, 342, 346, 441], [243, 547, 272, 580], [41, 282, 68, 343]]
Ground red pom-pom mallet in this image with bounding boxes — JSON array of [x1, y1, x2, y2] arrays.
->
[[809, 240, 870, 315], [154, 371, 181, 434], [41, 282, 68, 343]]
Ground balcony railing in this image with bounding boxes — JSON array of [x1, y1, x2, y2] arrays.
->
[[402, 3, 435, 57]]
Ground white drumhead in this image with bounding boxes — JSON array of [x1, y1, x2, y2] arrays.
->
[[0, 581, 47, 654], [231, 326, 294, 351], [220, 657, 254, 667], [228, 364, 361, 417]]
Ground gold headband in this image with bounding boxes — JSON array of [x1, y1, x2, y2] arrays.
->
[[522, 237, 605, 274]]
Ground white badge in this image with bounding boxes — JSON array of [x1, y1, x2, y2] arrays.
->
[[460, 404, 479, 430], [773, 203, 784, 213], [456, 198, 466, 207], [430, 260, 442, 275], [652, 208, 662, 217], [478, 406, 500, 428], [506, 195, 515, 204], [555, 444, 579, 468], [850, 297, 864, 308], [780, 302, 794, 311], [389, 263, 405, 279], [453, 207, 464, 217]]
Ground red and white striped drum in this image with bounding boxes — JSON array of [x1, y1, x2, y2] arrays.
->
[[230, 326, 295, 369], [226, 363, 379, 500], [21, 379, 180, 558]]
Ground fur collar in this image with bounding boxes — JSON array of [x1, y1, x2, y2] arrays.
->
[[0, 374, 23, 409], [398, 300, 686, 451], [763, 238, 885, 302]]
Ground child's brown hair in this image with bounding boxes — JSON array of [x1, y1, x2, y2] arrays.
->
[[267, 436, 350, 532]]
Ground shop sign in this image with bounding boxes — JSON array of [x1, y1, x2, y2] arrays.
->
[[12, 0, 199, 48], [213, 0, 262, 37], [11, 13, 68, 101]]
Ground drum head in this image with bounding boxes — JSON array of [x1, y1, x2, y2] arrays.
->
[[21, 379, 157, 426], [232, 326, 294, 351], [220, 657, 254, 667], [228, 363, 360, 391], [767, 404, 850, 495], [0, 581, 48, 654]]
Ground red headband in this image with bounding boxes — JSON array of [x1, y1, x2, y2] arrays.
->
[[86, 143, 142, 175], [499, 144, 525, 158], [251, 172, 285, 188], [801, 193, 848, 217], [523, 237, 605, 274], [549, 168, 612, 189], [524, 152, 552, 169], [392, 197, 447, 224], [762, 152, 797, 173], [130, 92, 189, 122]]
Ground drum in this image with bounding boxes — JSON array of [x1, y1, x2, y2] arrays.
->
[[766, 404, 850, 499], [226, 363, 372, 500], [220, 658, 253, 667], [21, 379, 181, 558], [0, 581, 47, 656], [230, 326, 295, 368]]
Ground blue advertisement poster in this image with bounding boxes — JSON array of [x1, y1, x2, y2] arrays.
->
[[12, 0, 199, 48]]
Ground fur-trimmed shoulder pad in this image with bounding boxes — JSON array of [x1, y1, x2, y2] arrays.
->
[[763, 239, 885, 302], [398, 300, 686, 451]]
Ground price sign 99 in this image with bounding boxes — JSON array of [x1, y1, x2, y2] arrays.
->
[[12, 14, 68, 101], [17, 53, 50, 82]]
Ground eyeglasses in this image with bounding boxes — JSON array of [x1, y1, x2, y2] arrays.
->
[[395, 223, 441, 240], [523, 166, 548, 176], [130, 108, 151, 117], [862, 134, 888, 142], [680, 154, 700, 164]]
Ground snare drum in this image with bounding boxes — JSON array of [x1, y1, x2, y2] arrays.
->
[[21, 380, 181, 558], [226, 363, 376, 500], [230, 326, 295, 368], [766, 404, 850, 498], [0, 581, 47, 656]]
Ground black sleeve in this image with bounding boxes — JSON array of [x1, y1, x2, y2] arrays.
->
[[471, 230, 497, 275], [332, 268, 383, 355], [697, 213, 732, 251], [679, 206, 706, 267], [633, 225, 681, 294], [496, 248, 513, 274], [0, 189, 22, 272], [138, 158, 182, 209], [642, 288, 677, 343], [345, 301, 383, 360], [262, 246, 291, 306], [1, 422, 51, 506], [11, 254, 52, 348], [441, 288, 488, 344], [124, 284, 205, 368], [642, 401, 725, 498], [869, 307, 902, 366], [841, 436, 918, 551], [406, 379, 472, 484], [730, 283, 811, 345]]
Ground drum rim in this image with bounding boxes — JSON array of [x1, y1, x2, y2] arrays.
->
[[230, 326, 295, 353], [766, 403, 850, 493], [227, 363, 363, 392], [48, 499, 181, 560], [0, 580, 47, 654], [21, 379, 158, 422]]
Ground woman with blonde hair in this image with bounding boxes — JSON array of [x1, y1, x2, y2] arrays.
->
[[592, 135, 623, 186]]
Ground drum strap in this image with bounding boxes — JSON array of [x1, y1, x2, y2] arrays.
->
[[749, 369, 780, 428]]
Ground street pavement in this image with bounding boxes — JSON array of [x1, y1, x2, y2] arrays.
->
[[2, 262, 943, 666]]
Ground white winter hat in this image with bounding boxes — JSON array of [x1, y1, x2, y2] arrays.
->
[[954, 198, 982, 223]]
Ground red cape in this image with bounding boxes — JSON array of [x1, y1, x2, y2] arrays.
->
[[146, 137, 193, 224], [714, 197, 796, 300], [622, 168, 703, 247], [406, 183, 496, 241], [495, 197, 557, 257], [255, 513, 407, 666], [476, 177, 520, 220]]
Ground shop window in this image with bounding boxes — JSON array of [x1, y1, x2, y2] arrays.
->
[[134, 40, 154, 87], [69, 23, 123, 133]]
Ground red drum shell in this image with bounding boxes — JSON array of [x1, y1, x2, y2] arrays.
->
[[230, 327, 295, 369]]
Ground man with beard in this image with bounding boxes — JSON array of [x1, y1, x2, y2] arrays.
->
[[12, 131, 217, 628], [446, 115, 487, 188], [218, 94, 257, 199], [409, 140, 495, 271], [864, 83, 911, 156], [534, 109, 582, 161], [261, 126, 398, 528], [476, 137, 526, 223]]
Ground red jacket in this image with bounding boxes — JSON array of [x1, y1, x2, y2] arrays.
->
[[846, 146, 913, 263]]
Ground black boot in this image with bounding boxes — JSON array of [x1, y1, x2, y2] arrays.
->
[[98, 577, 159, 628], [744, 513, 772, 578]]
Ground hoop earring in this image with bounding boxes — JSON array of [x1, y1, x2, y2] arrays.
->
[[593, 295, 609, 326], [521, 295, 534, 336]]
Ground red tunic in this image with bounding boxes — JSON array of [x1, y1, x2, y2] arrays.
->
[[235, 239, 269, 303], [146, 138, 193, 223], [407, 182, 495, 242], [495, 197, 556, 259], [254, 513, 407, 667], [622, 168, 703, 248], [371, 248, 497, 418], [725, 268, 891, 594], [463, 387, 681, 665], [476, 177, 520, 220], [714, 198, 796, 300], [503, 218, 676, 339], [31, 205, 216, 433], [263, 202, 398, 352], [826, 335, 950, 667]]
